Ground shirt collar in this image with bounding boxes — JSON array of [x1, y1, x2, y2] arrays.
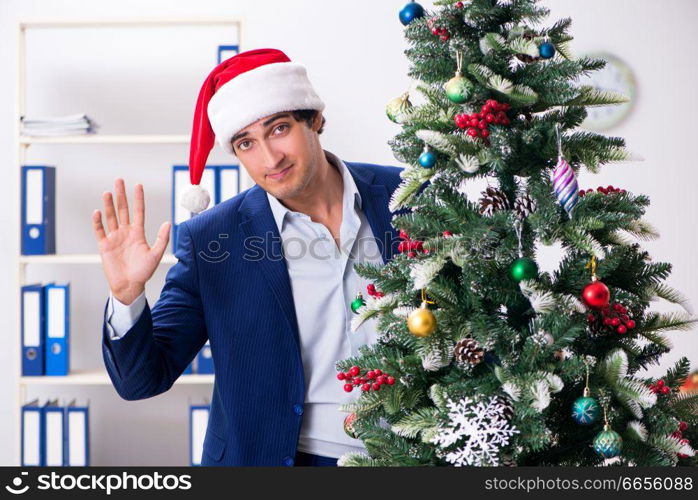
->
[[266, 149, 362, 232]]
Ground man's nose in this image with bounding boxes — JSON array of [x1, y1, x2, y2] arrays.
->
[[259, 140, 284, 170]]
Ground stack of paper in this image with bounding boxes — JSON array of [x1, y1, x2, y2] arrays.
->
[[20, 113, 99, 136]]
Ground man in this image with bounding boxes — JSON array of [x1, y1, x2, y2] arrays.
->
[[92, 48, 403, 466]]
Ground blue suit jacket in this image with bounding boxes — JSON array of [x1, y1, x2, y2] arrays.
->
[[102, 161, 404, 466]]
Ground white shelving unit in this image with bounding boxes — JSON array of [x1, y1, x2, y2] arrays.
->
[[15, 17, 244, 465]]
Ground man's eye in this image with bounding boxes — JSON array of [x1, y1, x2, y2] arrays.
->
[[238, 140, 251, 151], [274, 124, 288, 134]]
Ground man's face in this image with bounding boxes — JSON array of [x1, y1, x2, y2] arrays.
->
[[230, 111, 323, 200]]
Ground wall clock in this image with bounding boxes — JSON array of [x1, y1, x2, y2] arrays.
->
[[579, 51, 636, 131]]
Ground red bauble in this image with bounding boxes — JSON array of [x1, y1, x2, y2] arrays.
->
[[581, 279, 611, 309]]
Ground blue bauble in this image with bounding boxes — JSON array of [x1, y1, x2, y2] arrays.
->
[[484, 351, 501, 366], [593, 428, 622, 458], [399, 2, 425, 26], [419, 151, 436, 168], [571, 396, 600, 425], [539, 41, 556, 59]]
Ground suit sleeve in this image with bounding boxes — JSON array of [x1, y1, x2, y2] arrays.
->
[[101, 222, 208, 400]]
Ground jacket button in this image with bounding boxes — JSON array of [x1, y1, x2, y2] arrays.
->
[[283, 456, 294, 466], [293, 404, 304, 415]]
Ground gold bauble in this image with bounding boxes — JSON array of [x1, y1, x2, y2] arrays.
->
[[407, 301, 436, 337], [386, 93, 412, 123]]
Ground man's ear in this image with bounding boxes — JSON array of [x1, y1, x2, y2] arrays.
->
[[312, 111, 323, 132]]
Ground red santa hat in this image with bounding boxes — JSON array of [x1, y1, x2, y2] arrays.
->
[[182, 48, 325, 213]]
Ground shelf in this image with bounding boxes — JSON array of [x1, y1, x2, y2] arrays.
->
[[19, 17, 242, 29], [20, 253, 177, 265], [19, 134, 190, 145], [14, 16, 241, 466], [20, 369, 214, 386]]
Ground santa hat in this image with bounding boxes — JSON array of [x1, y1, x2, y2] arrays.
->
[[182, 48, 325, 214]]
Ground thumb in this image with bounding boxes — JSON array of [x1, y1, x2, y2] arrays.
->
[[150, 221, 171, 261]]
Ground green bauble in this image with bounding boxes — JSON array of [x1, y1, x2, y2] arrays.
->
[[593, 427, 622, 458], [386, 93, 412, 123], [571, 396, 600, 425], [350, 293, 366, 314], [444, 74, 474, 104], [510, 257, 538, 282]]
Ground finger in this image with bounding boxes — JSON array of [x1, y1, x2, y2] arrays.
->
[[114, 178, 130, 226], [150, 221, 171, 260], [103, 191, 118, 233], [133, 184, 145, 227], [92, 209, 107, 242]]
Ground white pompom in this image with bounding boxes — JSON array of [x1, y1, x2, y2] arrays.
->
[[180, 184, 211, 214]]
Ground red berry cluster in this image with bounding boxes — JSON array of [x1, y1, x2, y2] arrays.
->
[[366, 283, 383, 298], [587, 302, 635, 335], [443, 230, 453, 237], [337, 365, 396, 393], [426, 16, 450, 41], [454, 100, 511, 142], [455, 1, 464, 8], [398, 229, 429, 258], [672, 421, 691, 459], [649, 378, 671, 395], [579, 185, 627, 198]]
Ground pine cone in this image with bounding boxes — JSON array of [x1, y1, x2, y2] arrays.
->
[[514, 192, 537, 219], [515, 53, 539, 64], [495, 395, 515, 421], [500, 456, 517, 467], [479, 187, 510, 217], [454, 337, 485, 365]]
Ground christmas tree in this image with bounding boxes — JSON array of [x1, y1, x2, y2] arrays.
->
[[336, 0, 698, 466]]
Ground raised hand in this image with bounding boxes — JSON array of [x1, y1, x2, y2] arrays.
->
[[92, 178, 171, 305]]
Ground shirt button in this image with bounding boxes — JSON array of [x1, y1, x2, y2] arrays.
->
[[283, 456, 294, 466], [293, 404, 304, 415]]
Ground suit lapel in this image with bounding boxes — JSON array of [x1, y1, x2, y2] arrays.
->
[[238, 186, 300, 345], [346, 162, 400, 264]]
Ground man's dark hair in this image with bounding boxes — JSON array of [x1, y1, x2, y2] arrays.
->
[[291, 109, 325, 134]]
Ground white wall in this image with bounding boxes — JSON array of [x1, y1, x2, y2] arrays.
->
[[0, 0, 695, 466]]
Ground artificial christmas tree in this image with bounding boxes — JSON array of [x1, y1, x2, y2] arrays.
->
[[337, 0, 698, 466]]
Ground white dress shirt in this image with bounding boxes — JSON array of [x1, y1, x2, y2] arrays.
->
[[105, 149, 384, 459]]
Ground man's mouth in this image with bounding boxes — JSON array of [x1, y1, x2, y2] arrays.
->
[[267, 164, 293, 180]]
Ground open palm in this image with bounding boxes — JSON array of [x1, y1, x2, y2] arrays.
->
[[92, 178, 171, 305]]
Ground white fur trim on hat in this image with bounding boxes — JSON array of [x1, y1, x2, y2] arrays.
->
[[207, 61, 325, 155]]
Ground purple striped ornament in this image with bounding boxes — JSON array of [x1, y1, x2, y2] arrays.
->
[[552, 157, 579, 216]]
